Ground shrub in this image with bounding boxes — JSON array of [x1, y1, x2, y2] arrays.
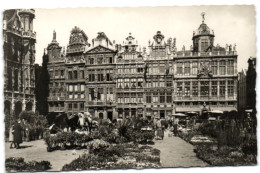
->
[[5, 157, 51, 172]]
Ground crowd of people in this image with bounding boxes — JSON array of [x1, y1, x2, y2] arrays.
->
[[152, 116, 181, 140]]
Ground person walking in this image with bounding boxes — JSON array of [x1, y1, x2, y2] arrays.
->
[[9, 124, 15, 149], [13, 119, 23, 149]]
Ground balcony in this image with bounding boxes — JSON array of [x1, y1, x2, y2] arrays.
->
[[22, 31, 36, 40]]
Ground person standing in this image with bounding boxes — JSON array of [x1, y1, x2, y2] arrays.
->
[[9, 124, 15, 149], [13, 119, 23, 149], [156, 119, 164, 140], [173, 117, 179, 136]]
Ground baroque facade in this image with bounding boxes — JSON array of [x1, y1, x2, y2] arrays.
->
[[44, 14, 237, 119], [3, 9, 36, 117]]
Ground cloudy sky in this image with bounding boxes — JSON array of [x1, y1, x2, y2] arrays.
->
[[34, 5, 256, 71]]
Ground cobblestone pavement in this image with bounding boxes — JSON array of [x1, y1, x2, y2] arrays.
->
[[154, 130, 208, 168], [5, 140, 87, 171]]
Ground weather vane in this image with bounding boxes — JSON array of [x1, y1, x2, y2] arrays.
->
[[201, 12, 205, 23]]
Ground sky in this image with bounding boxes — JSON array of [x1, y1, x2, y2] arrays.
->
[[34, 5, 256, 72]]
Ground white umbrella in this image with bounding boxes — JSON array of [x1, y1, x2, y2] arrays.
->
[[210, 110, 223, 114], [173, 113, 187, 117]]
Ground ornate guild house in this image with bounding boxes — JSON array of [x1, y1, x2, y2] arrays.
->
[[3, 9, 36, 118], [43, 13, 237, 119]]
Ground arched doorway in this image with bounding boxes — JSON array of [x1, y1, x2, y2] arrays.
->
[[99, 112, 104, 119], [4, 100, 11, 116], [14, 101, 22, 118], [26, 102, 33, 111]]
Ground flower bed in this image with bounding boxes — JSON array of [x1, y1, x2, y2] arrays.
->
[[195, 144, 257, 166], [5, 157, 52, 172], [62, 143, 160, 170], [43, 131, 93, 151], [178, 120, 257, 166]]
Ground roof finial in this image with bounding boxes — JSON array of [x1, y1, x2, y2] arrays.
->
[[52, 30, 56, 42], [201, 12, 205, 23]]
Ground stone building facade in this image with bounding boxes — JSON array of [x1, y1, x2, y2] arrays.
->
[[173, 19, 238, 114], [3, 9, 36, 117], [44, 14, 238, 119]]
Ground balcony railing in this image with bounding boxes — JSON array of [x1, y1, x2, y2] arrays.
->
[[22, 31, 36, 39], [175, 51, 237, 57]]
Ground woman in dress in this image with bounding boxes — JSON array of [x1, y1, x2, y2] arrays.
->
[[9, 124, 15, 149], [156, 119, 164, 140]]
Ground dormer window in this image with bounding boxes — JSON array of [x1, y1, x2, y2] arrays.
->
[[201, 39, 209, 51]]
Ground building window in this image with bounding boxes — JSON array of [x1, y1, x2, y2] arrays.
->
[[74, 103, 78, 109], [74, 71, 78, 79], [80, 103, 84, 110], [227, 60, 234, 75], [81, 94, 85, 99], [166, 81, 172, 87], [152, 92, 158, 103], [146, 80, 152, 88], [80, 84, 85, 91], [159, 92, 165, 103], [89, 88, 95, 101], [89, 58, 94, 64], [184, 82, 190, 97], [68, 71, 73, 79], [117, 79, 123, 88], [109, 57, 113, 64], [98, 74, 104, 81], [184, 62, 190, 76], [137, 68, 143, 73], [60, 70, 64, 77], [201, 39, 209, 51], [177, 63, 183, 75], [146, 94, 152, 103], [228, 80, 234, 96], [125, 79, 130, 88], [192, 81, 198, 96], [177, 82, 183, 97], [211, 61, 218, 75], [192, 62, 198, 75], [219, 61, 226, 75], [68, 103, 72, 110], [131, 79, 136, 88], [97, 88, 103, 101], [74, 85, 78, 92], [200, 81, 209, 96], [166, 93, 172, 103], [219, 81, 226, 97], [69, 85, 73, 92], [80, 70, 84, 79], [137, 93, 143, 103], [89, 74, 95, 82], [137, 78, 143, 88], [55, 70, 59, 77], [211, 81, 217, 96]]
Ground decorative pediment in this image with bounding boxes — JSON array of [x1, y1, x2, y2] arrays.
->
[[86, 45, 115, 54]]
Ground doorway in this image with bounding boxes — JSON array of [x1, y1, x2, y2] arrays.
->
[[108, 112, 113, 121]]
